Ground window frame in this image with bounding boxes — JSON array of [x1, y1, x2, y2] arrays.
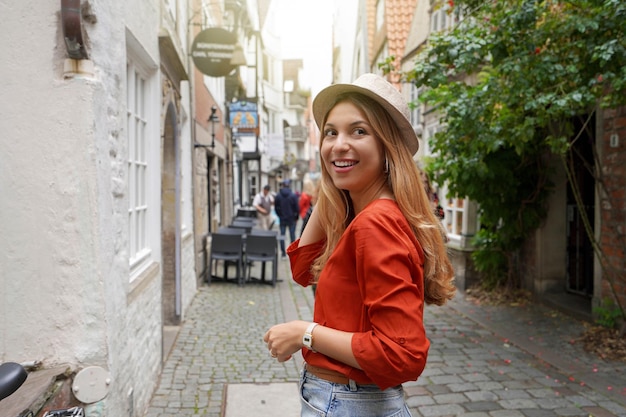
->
[[126, 31, 160, 281], [424, 121, 477, 248], [376, 0, 385, 32]]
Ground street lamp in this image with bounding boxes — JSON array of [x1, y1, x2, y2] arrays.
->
[[209, 105, 219, 149], [193, 105, 220, 149]]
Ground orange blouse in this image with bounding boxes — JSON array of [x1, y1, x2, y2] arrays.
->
[[287, 199, 430, 390]]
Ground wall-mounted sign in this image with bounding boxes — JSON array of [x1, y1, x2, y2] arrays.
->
[[191, 28, 237, 77]]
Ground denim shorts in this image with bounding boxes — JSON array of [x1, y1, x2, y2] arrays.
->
[[299, 368, 413, 417]]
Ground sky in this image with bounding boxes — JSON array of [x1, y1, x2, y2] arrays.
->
[[274, 0, 334, 96]]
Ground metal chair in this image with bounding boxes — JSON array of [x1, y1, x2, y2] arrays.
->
[[217, 226, 246, 235], [244, 232, 279, 287], [249, 229, 277, 236], [233, 216, 257, 225], [237, 208, 257, 218], [229, 221, 253, 234], [207, 232, 245, 285]]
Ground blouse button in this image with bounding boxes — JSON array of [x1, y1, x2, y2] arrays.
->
[[398, 338, 406, 344]]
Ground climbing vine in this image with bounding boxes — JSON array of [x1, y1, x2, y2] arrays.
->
[[402, 0, 626, 315]]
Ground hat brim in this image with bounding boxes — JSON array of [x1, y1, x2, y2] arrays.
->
[[312, 83, 419, 155]]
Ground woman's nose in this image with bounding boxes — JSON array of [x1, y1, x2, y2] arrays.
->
[[332, 133, 350, 151]]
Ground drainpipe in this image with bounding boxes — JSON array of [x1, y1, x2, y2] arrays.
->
[[61, 0, 89, 59]]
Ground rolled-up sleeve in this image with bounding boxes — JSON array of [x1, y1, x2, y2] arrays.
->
[[287, 239, 324, 287]]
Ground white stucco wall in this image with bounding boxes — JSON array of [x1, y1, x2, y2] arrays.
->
[[1, 0, 106, 364], [0, 1, 166, 416]]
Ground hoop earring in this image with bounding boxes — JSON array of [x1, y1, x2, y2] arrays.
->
[[384, 158, 389, 174]]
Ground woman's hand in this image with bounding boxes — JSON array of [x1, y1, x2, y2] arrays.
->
[[265, 321, 361, 368], [263, 320, 309, 362]]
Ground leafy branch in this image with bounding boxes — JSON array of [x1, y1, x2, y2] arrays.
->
[[403, 0, 626, 325]]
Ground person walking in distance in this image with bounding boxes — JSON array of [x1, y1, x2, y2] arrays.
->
[[252, 185, 274, 230], [298, 179, 315, 232], [274, 179, 299, 258], [263, 74, 456, 416]]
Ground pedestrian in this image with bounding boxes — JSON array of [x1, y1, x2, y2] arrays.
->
[[263, 73, 456, 416], [274, 179, 299, 257], [300, 181, 319, 296], [252, 185, 274, 230], [298, 179, 315, 227], [299, 180, 318, 236]]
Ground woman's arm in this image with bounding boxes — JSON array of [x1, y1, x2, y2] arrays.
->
[[298, 206, 325, 246], [263, 320, 360, 368]]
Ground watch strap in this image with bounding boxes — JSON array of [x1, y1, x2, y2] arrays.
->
[[302, 322, 318, 352]]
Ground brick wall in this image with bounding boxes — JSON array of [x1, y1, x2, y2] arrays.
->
[[599, 105, 626, 316]]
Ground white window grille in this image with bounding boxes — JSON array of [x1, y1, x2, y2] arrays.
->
[[127, 34, 159, 280], [376, 0, 385, 32], [410, 84, 421, 126], [431, 8, 443, 32], [443, 189, 465, 238], [424, 122, 477, 248], [431, 1, 464, 32]]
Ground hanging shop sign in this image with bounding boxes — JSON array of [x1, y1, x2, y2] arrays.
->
[[191, 27, 237, 77], [229, 101, 258, 132]]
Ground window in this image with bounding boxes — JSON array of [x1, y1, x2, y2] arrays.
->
[[424, 122, 478, 248], [250, 175, 257, 198], [438, 184, 478, 248], [127, 33, 159, 280], [431, 8, 443, 32], [410, 84, 421, 125], [376, 0, 385, 32], [443, 190, 465, 237], [430, 1, 463, 32], [409, 84, 424, 147]]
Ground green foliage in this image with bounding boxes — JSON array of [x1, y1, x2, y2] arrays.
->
[[404, 0, 626, 286], [471, 229, 508, 290], [594, 298, 623, 329], [378, 55, 399, 76]]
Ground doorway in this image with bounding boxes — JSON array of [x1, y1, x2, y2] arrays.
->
[[565, 114, 596, 298]]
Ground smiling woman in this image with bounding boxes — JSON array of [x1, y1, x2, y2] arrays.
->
[[263, 73, 456, 416]]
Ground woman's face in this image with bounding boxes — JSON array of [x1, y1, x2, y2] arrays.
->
[[320, 101, 386, 199]]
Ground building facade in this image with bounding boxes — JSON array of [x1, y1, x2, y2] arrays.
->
[[0, 0, 222, 415]]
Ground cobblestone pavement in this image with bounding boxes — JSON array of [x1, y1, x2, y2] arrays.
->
[[145, 259, 626, 417]]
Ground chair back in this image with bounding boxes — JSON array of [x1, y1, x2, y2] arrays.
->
[[237, 208, 257, 218], [249, 229, 278, 237], [210, 233, 244, 257], [233, 216, 256, 224], [230, 221, 253, 233], [245, 234, 278, 258]]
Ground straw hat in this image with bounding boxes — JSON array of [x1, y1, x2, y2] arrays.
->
[[312, 73, 419, 155]]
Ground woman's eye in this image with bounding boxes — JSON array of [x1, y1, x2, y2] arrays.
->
[[354, 128, 367, 135], [324, 128, 337, 137]]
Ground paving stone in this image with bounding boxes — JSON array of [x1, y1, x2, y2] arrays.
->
[[142, 257, 626, 417]]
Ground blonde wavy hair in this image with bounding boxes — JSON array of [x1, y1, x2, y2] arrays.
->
[[311, 93, 456, 306]]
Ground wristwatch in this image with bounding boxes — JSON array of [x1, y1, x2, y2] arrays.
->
[[302, 322, 318, 352]]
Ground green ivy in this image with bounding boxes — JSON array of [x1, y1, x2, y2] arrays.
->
[[403, 0, 626, 288], [594, 298, 623, 329]]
